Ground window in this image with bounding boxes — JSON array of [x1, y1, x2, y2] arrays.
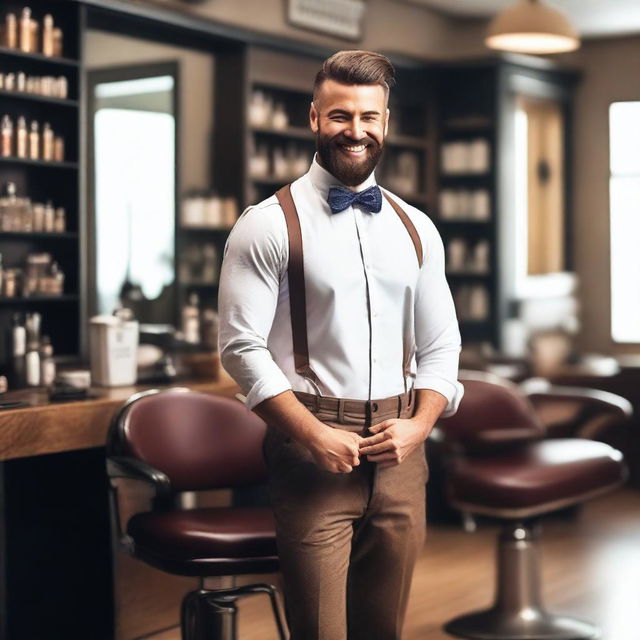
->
[[610, 101, 640, 343]]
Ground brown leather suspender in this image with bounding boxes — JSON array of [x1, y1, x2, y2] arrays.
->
[[275, 183, 424, 391], [275, 184, 321, 386]]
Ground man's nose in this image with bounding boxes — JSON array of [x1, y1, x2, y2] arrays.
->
[[346, 120, 364, 140]]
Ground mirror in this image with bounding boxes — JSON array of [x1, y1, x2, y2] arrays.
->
[[89, 65, 177, 324], [85, 27, 216, 328]]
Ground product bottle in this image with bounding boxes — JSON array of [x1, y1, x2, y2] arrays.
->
[[25, 339, 40, 386], [52, 27, 63, 57], [182, 293, 200, 344], [29, 120, 39, 159], [43, 200, 55, 232], [4, 13, 17, 48], [16, 116, 27, 158], [12, 313, 26, 357], [39, 335, 56, 386], [54, 206, 65, 232], [29, 18, 38, 55], [4, 181, 18, 231], [53, 135, 64, 161], [19, 8, 32, 53], [42, 122, 53, 160], [1, 115, 13, 157], [42, 14, 54, 57]]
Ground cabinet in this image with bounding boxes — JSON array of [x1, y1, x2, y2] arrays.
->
[[432, 59, 578, 349], [0, 0, 82, 368]]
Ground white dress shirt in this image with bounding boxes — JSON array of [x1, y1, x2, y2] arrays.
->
[[218, 156, 464, 416]]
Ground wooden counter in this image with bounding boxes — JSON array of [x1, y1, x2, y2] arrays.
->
[[0, 376, 240, 461], [0, 371, 243, 640]]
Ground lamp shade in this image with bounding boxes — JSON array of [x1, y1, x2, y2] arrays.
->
[[485, 0, 580, 54]]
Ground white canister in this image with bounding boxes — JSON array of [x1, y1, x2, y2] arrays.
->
[[89, 315, 139, 386]]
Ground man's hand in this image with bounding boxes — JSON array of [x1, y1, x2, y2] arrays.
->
[[305, 426, 363, 474], [358, 417, 428, 469]]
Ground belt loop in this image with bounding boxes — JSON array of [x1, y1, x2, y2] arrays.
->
[[338, 398, 345, 424], [397, 393, 402, 418]]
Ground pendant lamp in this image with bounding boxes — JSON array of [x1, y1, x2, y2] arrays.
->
[[485, 0, 580, 54]]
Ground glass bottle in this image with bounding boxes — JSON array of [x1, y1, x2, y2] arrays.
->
[[42, 14, 54, 57], [29, 120, 39, 160], [1, 115, 13, 157], [19, 7, 32, 53], [42, 122, 54, 161], [4, 13, 17, 48], [16, 116, 27, 158], [39, 336, 56, 386]]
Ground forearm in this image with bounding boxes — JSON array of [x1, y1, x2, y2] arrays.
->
[[252, 389, 329, 447], [410, 388, 449, 439]]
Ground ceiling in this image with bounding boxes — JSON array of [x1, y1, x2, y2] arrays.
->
[[406, 0, 640, 38]]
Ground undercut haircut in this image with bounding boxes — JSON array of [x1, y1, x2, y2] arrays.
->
[[313, 50, 396, 103]]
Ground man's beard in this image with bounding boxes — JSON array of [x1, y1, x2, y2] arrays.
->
[[316, 127, 383, 187]]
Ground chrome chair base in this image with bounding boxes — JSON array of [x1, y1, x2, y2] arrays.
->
[[445, 608, 600, 640], [181, 583, 288, 640], [444, 521, 600, 640]]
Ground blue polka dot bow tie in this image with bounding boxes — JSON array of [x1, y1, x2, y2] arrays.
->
[[327, 185, 383, 215]]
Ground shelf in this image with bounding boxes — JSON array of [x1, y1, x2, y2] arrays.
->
[[0, 156, 78, 169], [0, 295, 79, 305], [0, 232, 78, 240], [440, 173, 492, 182], [0, 46, 79, 68], [251, 176, 292, 187], [0, 89, 78, 108], [447, 272, 492, 279], [392, 191, 430, 206], [386, 134, 428, 150], [251, 124, 314, 141], [441, 118, 494, 132]]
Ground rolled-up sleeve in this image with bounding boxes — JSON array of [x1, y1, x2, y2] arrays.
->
[[217, 203, 292, 410], [413, 219, 464, 417]]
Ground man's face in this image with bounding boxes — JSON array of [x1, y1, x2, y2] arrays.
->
[[310, 79, 389, 187]]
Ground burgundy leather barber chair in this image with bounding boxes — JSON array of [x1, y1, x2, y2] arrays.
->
[[106, 388, 287, 640], [439, 370, 628, 640]]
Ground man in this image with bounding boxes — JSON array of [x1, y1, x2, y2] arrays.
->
[[218, 50, 463, 640]]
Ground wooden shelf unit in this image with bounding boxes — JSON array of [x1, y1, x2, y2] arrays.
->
[[0, 0, 82, 366]]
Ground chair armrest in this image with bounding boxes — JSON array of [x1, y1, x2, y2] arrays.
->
[[106, 457, 173, 554], [521, 378, 633, 419], [106, 456, 173, 500]]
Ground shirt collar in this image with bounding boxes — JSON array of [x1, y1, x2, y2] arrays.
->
[[307, 153, 378, 202]]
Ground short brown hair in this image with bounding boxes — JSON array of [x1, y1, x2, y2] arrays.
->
[[313, 50, 395, 102]]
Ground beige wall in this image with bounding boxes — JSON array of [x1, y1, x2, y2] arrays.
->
[[556, 35, 640, 354], [146, 0, 486, 60], [85, 29, 214, 193]]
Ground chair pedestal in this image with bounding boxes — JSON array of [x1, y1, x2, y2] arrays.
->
[[445, 522, 599, 640], [181, 583, 287, 640]]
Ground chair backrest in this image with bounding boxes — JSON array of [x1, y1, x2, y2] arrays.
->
[[439, 370, 545, 449], [108, 388, 268, 491]]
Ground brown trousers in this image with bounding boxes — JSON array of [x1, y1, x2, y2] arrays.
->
[[263, 410, 428, 640]]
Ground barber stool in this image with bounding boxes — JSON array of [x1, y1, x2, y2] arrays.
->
[[440, 374, 628, 640], [106, 388, 287, 640]]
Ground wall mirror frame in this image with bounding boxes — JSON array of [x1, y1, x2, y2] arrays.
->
[[86, 60, 180, 327], [499, 65, 577, 303]]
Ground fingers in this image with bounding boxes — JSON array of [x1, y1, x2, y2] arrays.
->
[[368, 420, 392, 434], [358, 432, 387, 447], [366, 452, 398, 463]]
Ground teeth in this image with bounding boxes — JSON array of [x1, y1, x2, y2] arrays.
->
[[343, 144, 366, 152]]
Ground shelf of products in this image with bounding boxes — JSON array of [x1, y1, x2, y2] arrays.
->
[[0, 1, 80, 374]]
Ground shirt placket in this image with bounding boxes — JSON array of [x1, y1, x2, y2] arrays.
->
[[353, 208, 374, 401]]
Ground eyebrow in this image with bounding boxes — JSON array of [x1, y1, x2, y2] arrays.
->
[[326, 108, 382, 117]]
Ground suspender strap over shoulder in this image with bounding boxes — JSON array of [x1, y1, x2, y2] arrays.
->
[[382, 191, 423, 268], [275, 184, 321, 386]]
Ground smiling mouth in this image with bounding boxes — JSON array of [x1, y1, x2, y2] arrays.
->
[[339, 143, 368, 154]]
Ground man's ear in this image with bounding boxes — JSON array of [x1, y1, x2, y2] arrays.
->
[[310, 101, 319, 133], [384, 107, 390, 137]]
